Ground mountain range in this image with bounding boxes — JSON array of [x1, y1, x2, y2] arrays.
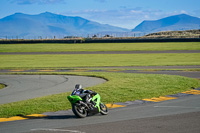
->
[[132, 14, 200, 33], [0, 12, 200, 38], [0, 12, 129, 38]]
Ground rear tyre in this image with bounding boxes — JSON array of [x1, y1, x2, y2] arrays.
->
[[100, 103, 108, 115], [72, 104, 87, 118]]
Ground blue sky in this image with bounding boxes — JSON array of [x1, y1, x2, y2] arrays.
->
[[0, 0, 200, 29]]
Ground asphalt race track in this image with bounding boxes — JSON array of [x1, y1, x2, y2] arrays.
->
[[0, 69, 200, 133]]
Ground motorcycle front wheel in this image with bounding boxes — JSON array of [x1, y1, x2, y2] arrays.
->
[[72, 104, 87, 118], [100, 102, 109, 115]]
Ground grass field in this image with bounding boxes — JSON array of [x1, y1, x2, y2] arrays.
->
[[0, 72, 199, 118], [0, 84, 5, 90], [0, 42, 200, 52], [0, 53, 200, 69]]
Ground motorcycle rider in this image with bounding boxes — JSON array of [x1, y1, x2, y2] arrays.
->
[[72, 84, 97, 104]]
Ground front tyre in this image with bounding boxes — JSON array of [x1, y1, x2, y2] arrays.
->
[[100, 103, 108, 115], [72, 104, 87, 118]]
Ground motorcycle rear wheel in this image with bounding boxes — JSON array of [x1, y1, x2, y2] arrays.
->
[[72, 104, 87, 118]]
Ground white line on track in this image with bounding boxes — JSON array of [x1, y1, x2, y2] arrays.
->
[[31, 128, 85, 133]]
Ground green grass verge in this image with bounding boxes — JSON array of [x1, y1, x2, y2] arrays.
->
[[0, 72, 199, 118], [0, 84, 5, 90], [0, 42, 200, 52], [104, 68, 200, 72], [0, 53, 200, 69]]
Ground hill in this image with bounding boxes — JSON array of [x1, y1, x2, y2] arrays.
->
[[143, 29, 200, 38], [0, 12, 129, 39], [132, 14, 200, 33]]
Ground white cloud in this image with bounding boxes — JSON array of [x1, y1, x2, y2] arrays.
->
[[130, 10, 143, 14], [180, 10, 188, 14]]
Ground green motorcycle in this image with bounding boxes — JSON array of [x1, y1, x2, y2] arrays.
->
[[67, 89, 108, 118]]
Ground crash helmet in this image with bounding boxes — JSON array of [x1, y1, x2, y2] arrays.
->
[[75, 84, 82, 91]]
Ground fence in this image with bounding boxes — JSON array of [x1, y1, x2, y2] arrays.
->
[[0, 32, 149, 40]]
